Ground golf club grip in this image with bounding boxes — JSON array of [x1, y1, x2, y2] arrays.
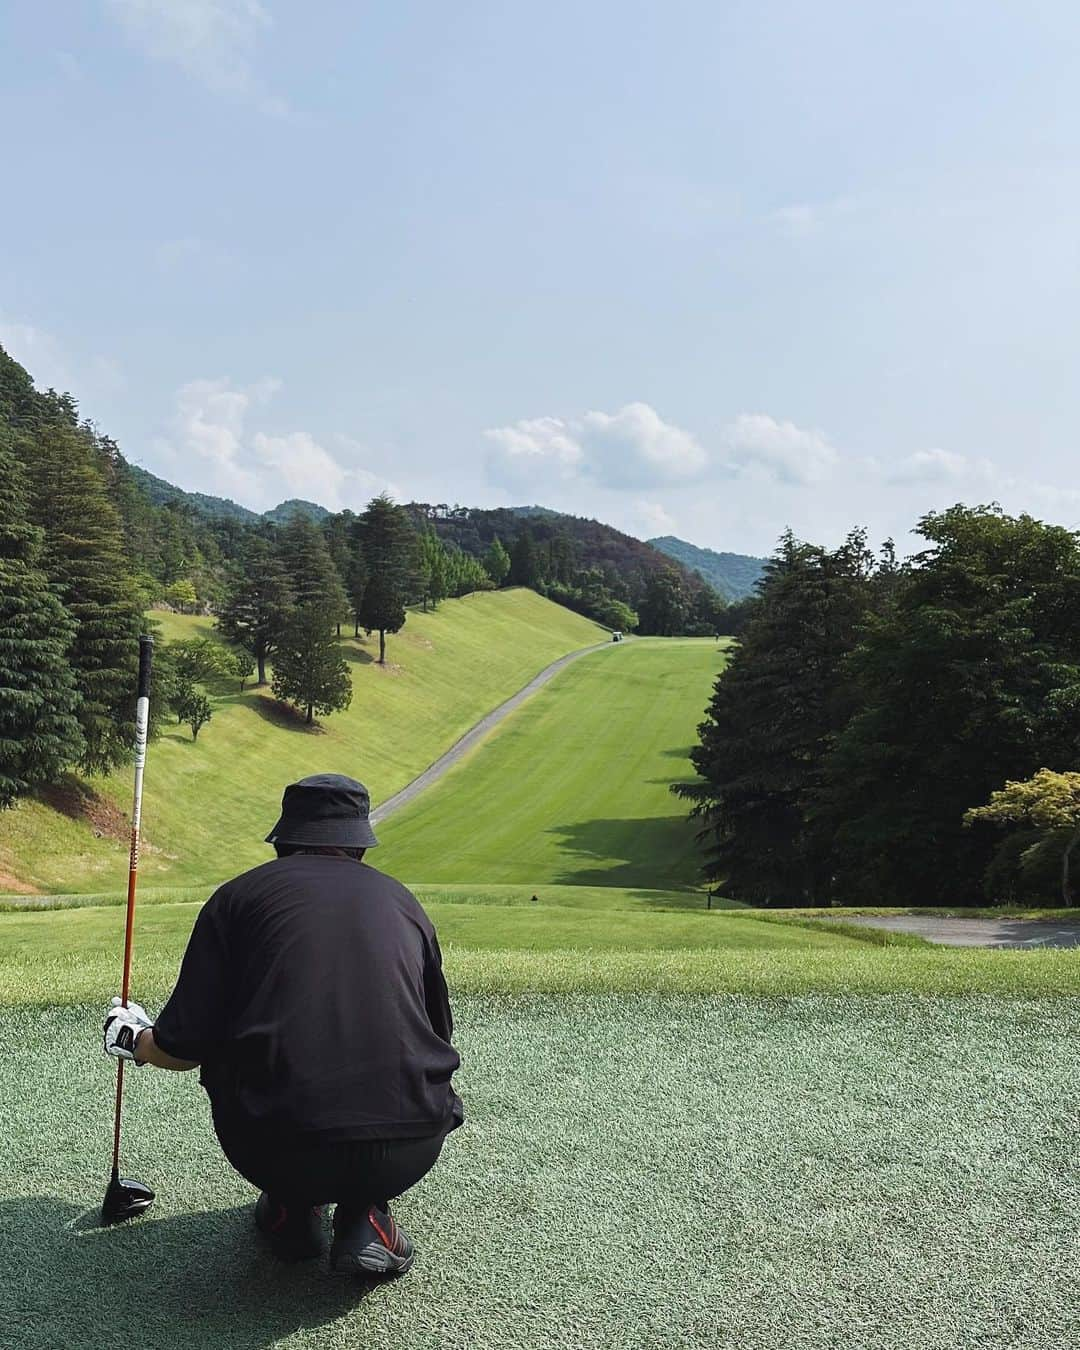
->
[[137, 634, 154, 700]]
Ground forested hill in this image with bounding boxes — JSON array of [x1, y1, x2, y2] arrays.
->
[[648, 536, 766, 600], [128, 464, 327, 528]]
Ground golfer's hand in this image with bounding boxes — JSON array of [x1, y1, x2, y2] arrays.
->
[[103, 997, 153, 1062]]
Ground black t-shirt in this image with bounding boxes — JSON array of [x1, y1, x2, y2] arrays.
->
[[153, 854, 463, 1142]]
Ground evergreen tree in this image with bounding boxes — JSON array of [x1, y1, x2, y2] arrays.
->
[[508, 529, 541, 588], [217, 531, 294, 685], [322, 511, 358, 635], [0, 436, 84, 806], [20, 423, 143, 774], [484, 536, 511, 587], [676, 531, 881, 903], [272, 606, 353, 724], [345, 519, 369, 637], [815, 508, 1080, 906], [417, 530, 449, 610], [357, 494, 415, 663], [280, 513, 349, 620], [638, 568, 689, 636]]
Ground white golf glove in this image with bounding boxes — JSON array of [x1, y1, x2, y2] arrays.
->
[[103, 997, 153, 1062]]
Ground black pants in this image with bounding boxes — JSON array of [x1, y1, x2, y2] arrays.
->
[[215, 1114, 449, 1211]]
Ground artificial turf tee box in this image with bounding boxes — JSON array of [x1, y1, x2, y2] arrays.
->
[[3, 994, 1079, 1349]]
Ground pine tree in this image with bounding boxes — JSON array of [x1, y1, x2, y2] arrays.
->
[[638, 568, 689, 636], [20, 423, 143, 775], [217, 531, 294, 685], [357, 494, 415, 663], [484, 536, 511, 587], [417, 530, 449, 610], [323, 511, 359, 635], [280, 514, 349, 620], [508, 529, 540, 588], [676, 531, 880, 903], [271, 606, 353, 725], [0, 436, 84, 806]]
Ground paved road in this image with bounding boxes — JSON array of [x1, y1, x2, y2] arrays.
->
[[843, 914, 1080, 948], [371, 638, 615, 825]]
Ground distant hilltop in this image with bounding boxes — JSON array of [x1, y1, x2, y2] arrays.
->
[[648, 536, 766, 601], [128, 465, 328, 527]]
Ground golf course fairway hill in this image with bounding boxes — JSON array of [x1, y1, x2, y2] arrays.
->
[[0, 588, 608, 895]]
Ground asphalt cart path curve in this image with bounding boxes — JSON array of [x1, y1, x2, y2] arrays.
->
[[371, 638, 618, 825]]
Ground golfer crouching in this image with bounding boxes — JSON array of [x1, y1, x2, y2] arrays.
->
[[102, 774, 463, 1275]]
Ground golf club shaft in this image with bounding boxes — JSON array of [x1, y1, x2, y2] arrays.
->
[[111, 635, 154, 1178]]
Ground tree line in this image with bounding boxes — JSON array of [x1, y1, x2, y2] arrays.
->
[[0, 343, 510, 806], [680, 506, 1080, 907]]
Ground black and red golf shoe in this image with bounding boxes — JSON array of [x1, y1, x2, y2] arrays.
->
[[254, 1191, 327, 1262], [330, 1204, 415, 1276]]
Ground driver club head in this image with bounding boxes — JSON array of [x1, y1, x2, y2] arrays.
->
[[101, 1175, 155, 1225]]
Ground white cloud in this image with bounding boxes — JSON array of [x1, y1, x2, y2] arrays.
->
[[887, 447, 995, 485], [484, 416, 584, 492], [579, 403, 709, 487], [106, 0, 286, 114], [151, 376, 397, 511], [486, 402, 708, 493], [721, 413, 839, 484]]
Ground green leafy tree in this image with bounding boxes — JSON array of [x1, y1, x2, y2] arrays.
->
[[484, 536, 511, 587], [357, 494, 415, 663], [271, 607, 353, 724], [177, 687, 213, 742], [0, 437, 84, 805], [817, 507, 1080, 906], [164, 578, 198, 612], [21, 423, 143, 775], [965, 769, 1080, 906], [216, 531, 294, 685]]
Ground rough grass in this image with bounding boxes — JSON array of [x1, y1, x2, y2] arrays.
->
[[0, 590, 604, 893], [3, 995, 1079, 1348], [377, 638, 722, 890], [2, 898, 1078, 1006], [0, 882, 731, 915]]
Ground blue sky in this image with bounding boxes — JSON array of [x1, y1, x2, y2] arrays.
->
[[2, 1, 1079, 556]]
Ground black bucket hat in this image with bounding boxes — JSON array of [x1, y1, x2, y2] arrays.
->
[[265, 774, 379, 849]]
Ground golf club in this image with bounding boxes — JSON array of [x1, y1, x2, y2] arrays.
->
[[101, 634, 156, 1226]]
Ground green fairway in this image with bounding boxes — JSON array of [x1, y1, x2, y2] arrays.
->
[[3, 995, 1079, 1349], [377, 637, 722, 890], [0, 590, 604, 894]]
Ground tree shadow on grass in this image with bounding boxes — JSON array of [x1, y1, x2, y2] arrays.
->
[[36, 777, 127, 840], [545, 816, 703, 891], [248, 696, 325, 735], [341, 642, 375, 666], [0, 1196, 380, 1350]]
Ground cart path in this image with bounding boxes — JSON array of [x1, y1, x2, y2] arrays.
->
[[841, 914, 1080, 948], [371, 638, 617, 825]]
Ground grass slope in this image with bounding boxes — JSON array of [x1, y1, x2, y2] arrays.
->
[[378, 638, 722, 890], [0, 590, 604, 893], [3, 996, 1079, 1348]]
